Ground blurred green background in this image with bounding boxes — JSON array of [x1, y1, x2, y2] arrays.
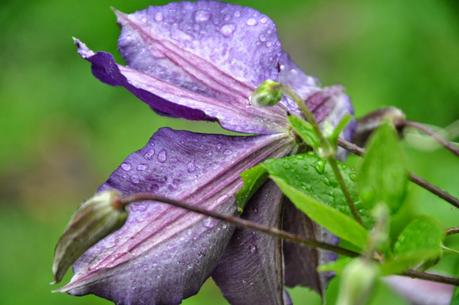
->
[[0, 0, 458, 304]]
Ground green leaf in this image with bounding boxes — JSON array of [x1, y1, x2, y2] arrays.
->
[[382, 216, 444, 274], [262, 152, 370, 225], [288, 115, 320, 150], [235, 165, 268, 212], [318, 257, 352, 274], [451, 286, 459, 305], [271, 178, 368, 249], [358, 122, 408, 214], [329, 114, 352, 146]]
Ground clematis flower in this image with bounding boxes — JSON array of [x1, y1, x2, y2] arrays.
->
[[60, 1, 355, 304]]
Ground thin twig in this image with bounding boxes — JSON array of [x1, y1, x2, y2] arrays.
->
[[403, 270, 459, 286], [403, 120, 459, 157], [118, 192, 459, 286], [338, 139, 459, 209], [281, 85, 364, 225], [446, 227, 459, 236], [118, 193, 359, 257]]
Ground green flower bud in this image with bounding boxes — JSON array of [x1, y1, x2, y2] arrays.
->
[[52, 190, 127, 284], [337, 258, 379, 305], [250, 80, 283, 107]]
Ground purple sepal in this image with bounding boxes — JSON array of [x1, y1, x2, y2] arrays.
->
[[212, 181, 285, 305], [59, 128, 292, 305]]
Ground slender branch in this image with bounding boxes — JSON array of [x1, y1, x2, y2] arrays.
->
[[403, 120, 459, 157], [281, 85, 364, 225], [403, 270, 459, 286], [447, 227, 459, 236], [338, 139, 459, 209], [118, 193, 359, 258], [409, 174, 459, 209], [118, 192, 459, 286]]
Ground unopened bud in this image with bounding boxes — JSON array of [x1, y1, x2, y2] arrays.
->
[[52, 190, 127, 284], [250, 80, 282, 107], [337, 258, 379, 305]]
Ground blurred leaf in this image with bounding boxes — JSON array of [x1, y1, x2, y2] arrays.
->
[[329, 114, 352, 147], [358, 122, 408, 214], [382, 216, 444, 274], [271, 177, 368, 249], [288, 115, 320, 150], [451, 286, 459, 305], [262, 152, 370, 224], [318, 257, 352, 274], [236, 165, 268, 212]]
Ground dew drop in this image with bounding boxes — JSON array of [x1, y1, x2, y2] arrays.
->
[[137, 164, 148, 171], [265, 41, 273, 48], [249, 245, 257, 253], [259, 34, 267, 42], [260, 17, 268, 24], [246, 18, 257, 26], [220, 23, 236, 37], [154, 12, 163, 22], [314, 160, 326, 174], [144, 149, 155, 160], [234, 11, 241, 17], [131, 175, 140, 184], [121, 162, 132, 171], [223, 149, 232, 155], [187, 161, 196, 173], [157, 149, 167, 163], [194, 10, 211, 22], [203, 217, 214, 228]]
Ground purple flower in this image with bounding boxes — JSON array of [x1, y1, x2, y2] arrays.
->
[[61, 1, 354, 304]]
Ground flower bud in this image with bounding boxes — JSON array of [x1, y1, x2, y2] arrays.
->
[[52, 190, 127, 284], [337, 258, 379, 305], [250, 80, 283, 107]]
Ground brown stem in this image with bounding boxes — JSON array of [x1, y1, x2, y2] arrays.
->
[[447, 227, 459, 236], [403, 120, 459, 157], [118, 192, 459, 286], [403, 270, 459, 286], [119, 193, 359, 258], [337, 139, 459, 209]]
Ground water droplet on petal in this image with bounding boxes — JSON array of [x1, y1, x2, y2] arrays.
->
[[187, 161, 196, 173], [131, 175, 140, 184], [220, 23, 236, 37], [203, 217, 214, 228], [144, 149, 155, 160], [223, 149, 232, 155], [157, 149, 167, 163], [234, 11, 241, 17], [246, 18, 257, 26], [260, 17, 268, 24], [154, 12, 163, 22], [137, 164, 148, 171], [121, 162, 131, 171], [259, 34, 267, 42], [194, 10, 211, 22], [249, 245, 257, 253]]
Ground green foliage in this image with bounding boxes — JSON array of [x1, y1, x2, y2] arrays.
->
[[236, 165, 268, 212], [382, 216, 444, 274], [288, 115, 320, 150], [358, 122, 408, 214], [269, 178, 368, 249]]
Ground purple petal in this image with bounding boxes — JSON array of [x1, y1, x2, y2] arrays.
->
[[60, 128, 293, 305], [75, 1, 291, 134], [282, 201, 337, 296], [386, 276, 454, 305], [212, 181, 285, 305]]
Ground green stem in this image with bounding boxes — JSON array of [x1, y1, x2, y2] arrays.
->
[[281, 85, 364, 225]]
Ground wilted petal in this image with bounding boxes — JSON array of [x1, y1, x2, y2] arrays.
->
[[59, 128, 293, 305], [282, 200, 337, 296], [212, 181, 284, 305], [76, 0, 291, 134]]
